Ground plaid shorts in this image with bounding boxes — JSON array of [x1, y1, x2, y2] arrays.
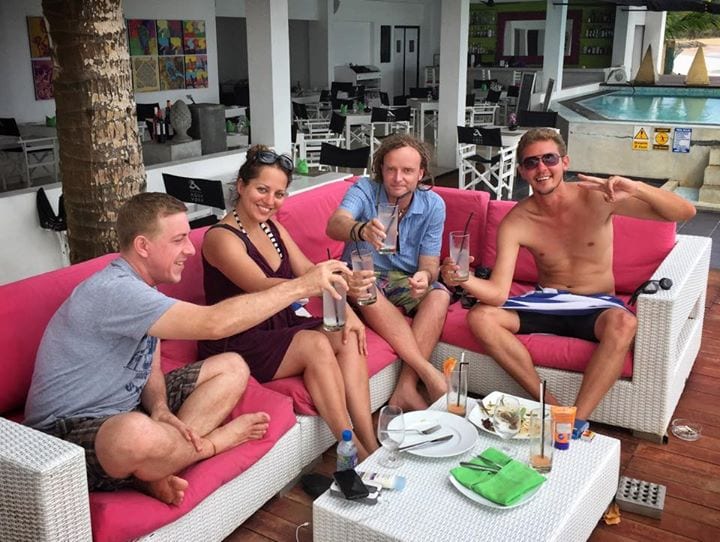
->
[[376, 269, 449, 316], [46, 361, 203, 492]]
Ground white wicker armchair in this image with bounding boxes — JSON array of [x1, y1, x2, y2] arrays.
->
[[431, 233, 712, 441]]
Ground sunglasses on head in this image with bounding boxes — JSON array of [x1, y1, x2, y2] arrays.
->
[[520, 153, 562, 169], [254, 150, 294, 172], [628, 277, 673, 306]]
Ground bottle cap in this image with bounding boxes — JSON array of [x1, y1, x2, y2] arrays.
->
[[342, 429, 352, 441]]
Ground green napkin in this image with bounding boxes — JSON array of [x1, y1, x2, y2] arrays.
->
[[451, 447, 546, 506]]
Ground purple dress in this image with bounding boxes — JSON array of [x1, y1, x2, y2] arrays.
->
[[199, 221, 322, 382]]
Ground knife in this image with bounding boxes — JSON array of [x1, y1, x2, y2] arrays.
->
[[398, 434, 453, 451]]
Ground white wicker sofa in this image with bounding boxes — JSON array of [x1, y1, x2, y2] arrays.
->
[[0, 180, 710, 541]]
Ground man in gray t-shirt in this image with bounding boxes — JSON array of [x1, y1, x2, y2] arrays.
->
[[24, 192, 350, 505]]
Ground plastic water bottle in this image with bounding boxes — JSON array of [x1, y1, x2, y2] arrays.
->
[[336, 429, 358, 471]]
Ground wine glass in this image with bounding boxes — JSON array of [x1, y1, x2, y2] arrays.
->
[[377, 405, 404, 468], [492, 395, 521, 456]]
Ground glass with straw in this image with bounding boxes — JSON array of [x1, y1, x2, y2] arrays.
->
[[449, 213, 473, 282], [529, 380, 553, 473], [377, 203, 399, 254], [350, 240, 377, 306], [446, 352, 469, 416], [322, 248, 347, 331]]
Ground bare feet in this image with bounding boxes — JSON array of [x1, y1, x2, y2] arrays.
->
[[389, 384, 429, 412], [207, 412, 270, 455], [144, 475, 189, 505]]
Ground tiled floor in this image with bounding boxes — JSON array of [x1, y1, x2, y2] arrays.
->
[[434, 169, 719, 270]]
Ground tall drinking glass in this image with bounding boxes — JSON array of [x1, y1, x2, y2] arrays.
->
[[350, 248, 377, 305], [492, 395, 521, 456], [377, 203, 399, 254], [322, 282, 347, 332], [377, 405, 404, 468], [449, 231, 470, 282]]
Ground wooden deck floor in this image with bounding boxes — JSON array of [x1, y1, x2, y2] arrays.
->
[[227, 269, 720, 542]]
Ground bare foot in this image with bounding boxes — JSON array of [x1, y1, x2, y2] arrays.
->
[[207, 412, 270, 455], [389, 385, 428, 412], [422, 368, 448, 403], [143, 475, 189, 505]]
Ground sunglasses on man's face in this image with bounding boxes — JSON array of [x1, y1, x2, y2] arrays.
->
[[255, 150, 294, 172], [520, 153, 562, 170], [628, 277, 673, 306]]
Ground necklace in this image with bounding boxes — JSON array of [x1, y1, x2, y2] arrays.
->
[[232, 209, 283, 259]]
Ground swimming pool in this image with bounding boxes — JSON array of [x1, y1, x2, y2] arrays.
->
[[564, 86, 720, 125]]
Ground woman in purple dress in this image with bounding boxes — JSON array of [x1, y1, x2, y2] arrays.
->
[[200, 145, 376, 459]]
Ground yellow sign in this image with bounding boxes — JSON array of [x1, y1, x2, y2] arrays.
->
[[653, 127, 671, 150], [633, 126, 650, 151]]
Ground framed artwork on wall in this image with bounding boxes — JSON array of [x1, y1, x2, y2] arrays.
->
[[157, 20, 183, 56], [27, 16, 53, 100], [159, 56, 185, 89], [128, 19, 158, 56], [184, 55, 208, 88], [183, 20, 206, 55], [131, 56, 160, 92], [31, 59, 54, 100], [27, 16, 51, 58]]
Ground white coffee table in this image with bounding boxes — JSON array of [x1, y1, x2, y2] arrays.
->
[[313, 398, 620, 542]]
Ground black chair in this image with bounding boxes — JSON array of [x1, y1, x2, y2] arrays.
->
[[370, 106, 411, 123], [485, 89, 502, 104], [36, 187, 69, 265], [457, 126, 502, 147], [379, 92, 390, 106], [393, 95, 408, 106], [517, 110, 558, 128], [409, 87, 433, 99], [330, 81, 354, 98], [136, 102, 159, 121], [319, 143, 370, 174], [162, 173, 227, 228], [328, 112, 347, 136], [319, 89, 332, 102], [466, 94, 476, 107]]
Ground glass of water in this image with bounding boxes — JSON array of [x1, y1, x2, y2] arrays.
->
[[377, 405, 404, 468], [492, 395, 521, 456]]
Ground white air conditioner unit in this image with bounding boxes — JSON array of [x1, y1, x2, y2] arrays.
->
[[604, 67, 628, 84]]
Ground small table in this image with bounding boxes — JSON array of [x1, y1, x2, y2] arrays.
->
[[407, 98, 439, 142], [313, 398, 620, 542]]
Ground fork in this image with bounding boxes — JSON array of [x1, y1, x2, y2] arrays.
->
[[388, 423, 441, 435]]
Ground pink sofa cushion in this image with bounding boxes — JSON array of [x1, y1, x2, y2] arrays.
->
[[89, 379, 296, 542], [158, 226, 208, 304], [263, 297, 399, 415], [481, 201, 677, 294], [275, 180, 351, 261], [612, 215, 676, 293], [0, 253, 116, 414], [434, 187, 490, 262], [441, 297, 633, 378]]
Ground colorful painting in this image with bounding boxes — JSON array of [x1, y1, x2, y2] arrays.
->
[[131, 56, 159, 92], [159, 56, 185, 90], [127, 19, 157, 56], [157, 19, 183, 56], [27, 16, 51, 58], [184, 55, 208, 88], [182, 20, 206, 55], [32, 59, 54, 100]]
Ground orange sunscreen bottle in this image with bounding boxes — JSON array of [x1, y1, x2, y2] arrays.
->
[[551, 405, 576, 450]]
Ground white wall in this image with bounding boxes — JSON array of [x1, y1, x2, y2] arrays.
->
[[0, 0, 219, 124]]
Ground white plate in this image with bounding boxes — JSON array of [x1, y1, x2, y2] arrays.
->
[[467, 391, 543, 440], [448, 473, 543, 509], [391, 410, 477, 458]]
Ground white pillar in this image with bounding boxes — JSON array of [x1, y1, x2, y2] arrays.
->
[[643, 11, 667, 74], [437, 0, 469, 170], [541, 0, 567, 91], [246, 0, 292, 154]]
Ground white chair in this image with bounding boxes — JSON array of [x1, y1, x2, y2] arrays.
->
[[466, 103, 498, 127], [457, 125, 517, 200], [0, 118, 58, 190], [366, 106, 412, 157], [295, 112, 347, 169]]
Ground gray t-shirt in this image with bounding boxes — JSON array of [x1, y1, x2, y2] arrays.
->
[[24, 258, 177, 430]]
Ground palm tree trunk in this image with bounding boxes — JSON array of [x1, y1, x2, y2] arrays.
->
[[42, 0, 145, 263]]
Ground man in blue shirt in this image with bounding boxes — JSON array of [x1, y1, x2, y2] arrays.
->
[[327, 134, 449, 410]]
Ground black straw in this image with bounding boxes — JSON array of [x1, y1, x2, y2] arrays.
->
[[457, 352, 466, 407], [326, 248, 341, 327], [458, 212, 474, 257], [540, 380, 546, 458]]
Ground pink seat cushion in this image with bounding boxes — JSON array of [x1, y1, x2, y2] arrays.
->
[[441, 286, 633, 378], [481, 200, 538, 283], [275, 180, 351, 261], [263, 297, 399, 415], [89, 379, 296, 542], [434, 187, 490, 263], [0, 253, 116, 415]]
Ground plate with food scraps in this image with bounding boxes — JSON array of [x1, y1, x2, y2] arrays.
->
[[468, 391, 543, 440]]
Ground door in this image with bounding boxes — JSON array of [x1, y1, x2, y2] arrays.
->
[[393, 26, 420, 98]]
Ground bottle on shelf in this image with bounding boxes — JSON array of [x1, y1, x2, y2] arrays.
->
[[164, 100, 173, 139], [336, 429, 358, 471]]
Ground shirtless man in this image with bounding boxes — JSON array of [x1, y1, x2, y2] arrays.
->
[[441, 128, 695, 435], [25, 192, 349, 505]]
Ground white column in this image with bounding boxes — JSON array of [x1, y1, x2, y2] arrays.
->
[[541, 0, 567, 91], [643, 11, 667, 74], [437, 0, 469, 170], [246, 0, 292, 154]]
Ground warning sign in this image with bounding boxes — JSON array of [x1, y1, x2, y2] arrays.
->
[[653, 127, 671, 150], [673, 127, 692, 153], [632, 126, 649, 150]]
